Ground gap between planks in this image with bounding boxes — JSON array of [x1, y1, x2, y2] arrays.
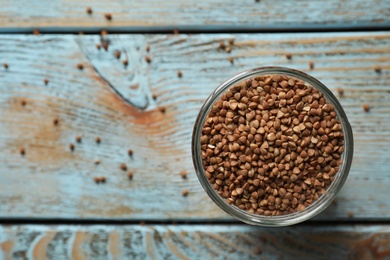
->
[[1, 23, 390, 35]]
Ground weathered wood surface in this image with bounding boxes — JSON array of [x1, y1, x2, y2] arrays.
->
[[1, 224, 390, 259], [0, 32, 389, 220], [0, 0, 389, 30]]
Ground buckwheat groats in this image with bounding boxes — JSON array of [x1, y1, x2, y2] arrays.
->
[[200, 74, 345, 216]]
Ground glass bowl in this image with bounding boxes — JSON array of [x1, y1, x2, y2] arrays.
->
[[192, 66, 353, 226]]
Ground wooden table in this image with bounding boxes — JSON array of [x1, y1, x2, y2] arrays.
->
[[1, 0, 390, 259]]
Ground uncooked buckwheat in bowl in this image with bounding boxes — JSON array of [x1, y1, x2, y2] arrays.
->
[[192, 67, 353, 226]]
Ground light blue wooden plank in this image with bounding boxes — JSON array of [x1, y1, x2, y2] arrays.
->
[[0, 32, 389, 221], [1, 224, 389, 259], [0, 0, 389, 30]]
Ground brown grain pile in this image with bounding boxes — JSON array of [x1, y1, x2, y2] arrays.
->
[[200, 74, 344, 216]]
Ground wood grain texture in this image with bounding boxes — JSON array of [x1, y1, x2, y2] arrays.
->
[[0, 32, 389, 221], [0, 0, 389, 30], [1, 224, 390, 259]]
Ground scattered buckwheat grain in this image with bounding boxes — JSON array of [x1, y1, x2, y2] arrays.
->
[[114, 50, 121, 59], [145, 56, 151, 63], [94, 176, 106, 183], [120, 163, 127, 171], [180, 170, 187, 179], [159, 106, 166, 113], [336, 88, 344, 96], [104, 13, 112, 20]]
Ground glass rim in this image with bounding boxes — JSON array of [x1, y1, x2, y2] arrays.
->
[[192, 66, 354, 226]]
